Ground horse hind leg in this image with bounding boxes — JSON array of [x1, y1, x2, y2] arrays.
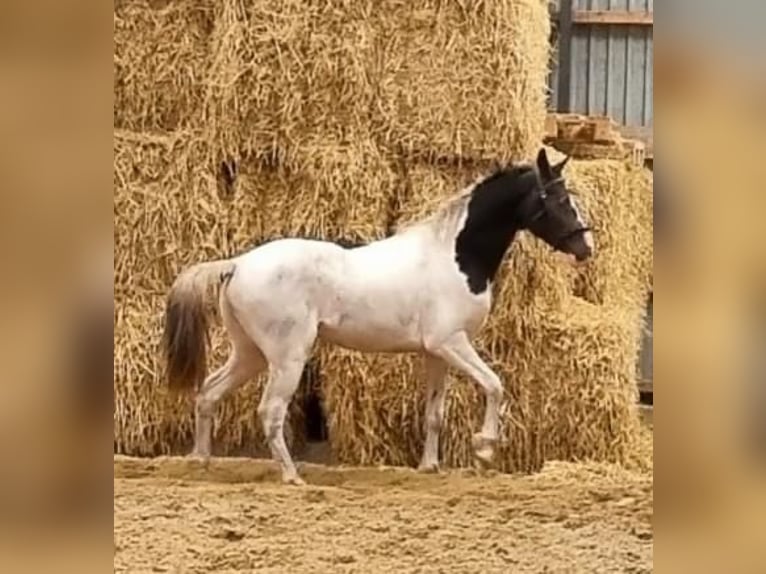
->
[[226, 291, 317, 484], [418, 354, 448, 473], [191, 293, 265, 460], [258, 357, 308, 485], [248, 318, 317, 485]]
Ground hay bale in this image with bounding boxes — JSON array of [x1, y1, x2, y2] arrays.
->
[[321, 158, 653, 472], [209, 0, 549, 163], [113, 129, 227, 297], [207, 0, 379, 164], [228, 136, 398, 244], [114, 128, 307, 456], [524, 300, 646, 467], [565, 160, 654, 309], [373, 0, 551, 162], [114, 0, 214, 132]]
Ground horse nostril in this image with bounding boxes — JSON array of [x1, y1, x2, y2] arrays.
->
[[576, 245, 592, 262]]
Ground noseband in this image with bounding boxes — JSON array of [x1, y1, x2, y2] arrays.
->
[[551, 226, 591, 251], [527, 177, 591, 249]]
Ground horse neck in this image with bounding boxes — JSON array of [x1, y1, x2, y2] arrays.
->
[[454, 214, 521, 288], [452, 170, 532, 292]]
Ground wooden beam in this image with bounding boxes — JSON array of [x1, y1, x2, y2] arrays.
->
[[572, 10, 653, 26]]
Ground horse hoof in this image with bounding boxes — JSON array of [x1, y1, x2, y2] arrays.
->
[[187, 452, 211, 467], [471, 434, 496, 465], [417, 462, 441, 474], [473, 449, 494, 468], [283, 475, 306, 486]]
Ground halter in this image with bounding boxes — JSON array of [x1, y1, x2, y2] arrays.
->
[[527, 176, 591, 249]]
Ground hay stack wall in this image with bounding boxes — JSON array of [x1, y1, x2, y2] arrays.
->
[[208, 0, 550, 164], [321, 158, 653, 473]]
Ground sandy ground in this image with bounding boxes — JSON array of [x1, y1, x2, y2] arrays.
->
[[114, 455, 652, 573]]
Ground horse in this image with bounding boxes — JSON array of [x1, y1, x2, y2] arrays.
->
[[161, 148, 593, 484]]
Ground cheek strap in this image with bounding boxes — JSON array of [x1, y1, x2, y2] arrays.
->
[[523, 177, 564, 225]]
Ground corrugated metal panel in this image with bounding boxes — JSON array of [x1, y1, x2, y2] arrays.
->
[[549, 0, 653, 129]]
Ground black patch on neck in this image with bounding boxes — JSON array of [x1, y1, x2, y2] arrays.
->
[[455, 167, 535, 294]]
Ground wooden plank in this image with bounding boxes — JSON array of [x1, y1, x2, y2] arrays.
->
[[546, 139, 645, 167], [572, 10, 653, 26], [544, 115, 559, 139], [546, 113, 622, 142], [558, 116, 620, 144], [544, 113, 650, 166], [550, 11, 654, 27]]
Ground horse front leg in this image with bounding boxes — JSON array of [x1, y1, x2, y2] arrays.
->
[[418, 354, 448, 473], [428, 332, 504, 465]]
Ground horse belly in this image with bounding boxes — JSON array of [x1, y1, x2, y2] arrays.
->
[[318, 314, 422, 353]]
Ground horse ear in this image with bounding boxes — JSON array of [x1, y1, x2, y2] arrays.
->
[[536, 148, 552, 176], [552, 155, 570, 175]]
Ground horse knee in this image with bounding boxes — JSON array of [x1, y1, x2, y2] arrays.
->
[[426, 415, 442, 435], [485, 376, 503, 403], [196, 394, 216, 418], [426, 405, 444, 433], [258, 399, 285, 441]]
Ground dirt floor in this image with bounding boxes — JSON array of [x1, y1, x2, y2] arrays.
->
[[114, 454, 653, 573]]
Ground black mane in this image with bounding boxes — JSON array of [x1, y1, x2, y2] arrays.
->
[[455, 165, 537, 294]]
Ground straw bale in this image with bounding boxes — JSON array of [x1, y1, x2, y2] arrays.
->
[[372, 0, 551, 162], [114, 0, 215, 132], [320, 157, 653, 472], [526, 300, 647, 468], [228, 136, 398, 245], [209, 0, 549, 163], [113, 129, 228, 298], [206, 0, 379, 164], [565, 160, 654, 310]]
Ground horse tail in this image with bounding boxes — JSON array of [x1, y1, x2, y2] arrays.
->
[[161, 258, 237, 392]]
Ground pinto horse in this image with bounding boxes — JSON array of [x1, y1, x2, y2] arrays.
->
[[161, 148, 593, 484]]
